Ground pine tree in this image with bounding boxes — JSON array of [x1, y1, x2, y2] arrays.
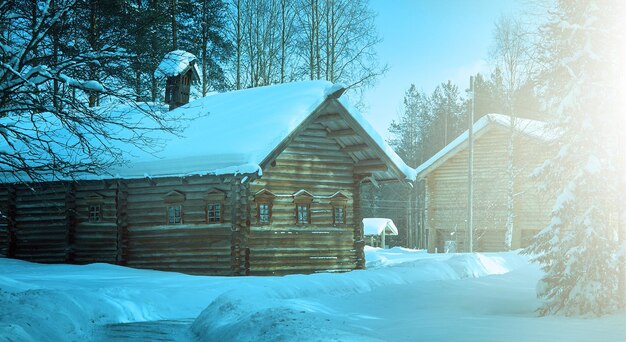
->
[[387, 85, 431, 168], [524, 0, 626, 316], [431, 80, 464, 149]]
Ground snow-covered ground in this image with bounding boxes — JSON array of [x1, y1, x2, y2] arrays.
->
[[1, 248, 624, 341]]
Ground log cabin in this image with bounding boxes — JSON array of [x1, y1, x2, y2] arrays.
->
[[415, 114, 554, 253], [0, 81, 416, 276]]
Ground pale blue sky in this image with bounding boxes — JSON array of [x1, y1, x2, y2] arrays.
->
[[362, 0, 523, 139]]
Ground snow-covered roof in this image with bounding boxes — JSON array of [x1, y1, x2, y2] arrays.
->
[[415, 114, 550, 179], [363, 218, 399, 236], [103, 80, 414, 181], [1, 81, 414, 182], [154, 50, 200, 80]]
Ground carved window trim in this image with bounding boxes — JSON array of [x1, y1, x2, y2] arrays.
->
[[293, 190, 314, 225], [163, 190, 185, 225], [330, 191, 349, 226], [254, 189, 275, 225]]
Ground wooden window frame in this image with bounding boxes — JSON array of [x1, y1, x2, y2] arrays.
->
[[296, 203, 311, 225], [257, 202, 272, 225], [206, 202, 223, 224], [254, 189, 276, 226], [163, 190, 186, 225], [86, 192, 105, 224], [293, 190, 314, 225], [88, 204, 101, 223], [166, 204, 183, 225], [332, 205, 346, 225], [330, 192, 349, 226], [205, 188, 227, 225]]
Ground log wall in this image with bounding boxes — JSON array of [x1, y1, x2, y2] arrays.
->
[[119, 176, 244, 275], [10, 183, 70, 263], [0, 186, 14, 257], [74, 181, 121, 264], [248, 123, 361, 275], [0, 176, 248, 275], [426, 127, 552, 253]]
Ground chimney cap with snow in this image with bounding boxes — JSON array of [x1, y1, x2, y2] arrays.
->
[[155, 50, 200, 110]]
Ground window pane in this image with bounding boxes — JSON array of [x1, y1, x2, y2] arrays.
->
[[335, 207, 344, 224], [208, 203, 221, 223], [259, 203, 270, 224], [297, 205, 309, 224], [89, 205, 101, 223], [168, 205, 181, 224]]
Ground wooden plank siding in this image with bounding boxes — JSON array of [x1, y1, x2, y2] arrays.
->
[[426, 126, 552, 253], [248, 123, 361, 275]]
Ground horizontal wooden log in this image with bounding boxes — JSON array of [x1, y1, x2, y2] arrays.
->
[[340, 143, 368, 153], [315, 113, 342, 123], [327, 128, 356, 138], [354, 164, 388, 174], [127, 240, 231, 250]]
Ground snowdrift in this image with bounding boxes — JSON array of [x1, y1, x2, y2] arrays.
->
[[1, 248, 624, 341]]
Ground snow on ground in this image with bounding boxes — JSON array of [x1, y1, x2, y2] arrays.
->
[[1, 248, 624, 341]]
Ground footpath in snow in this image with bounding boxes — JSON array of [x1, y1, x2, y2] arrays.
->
[[0, 248, 624, 341]]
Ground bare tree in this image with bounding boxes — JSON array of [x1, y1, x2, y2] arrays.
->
[[0, 0, 177, 183], [234, 0, 242, 89], [295, 0, 386, 95], [489, 14, 536, 249], [225, 0, 385, 95], [278, 0, 297, 83]]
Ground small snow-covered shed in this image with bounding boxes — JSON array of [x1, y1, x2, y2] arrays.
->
[[415, 114, 554, 253], [155, 50, 200, 110], [0, 81, 415, 276], [363, 218, 398, 248]]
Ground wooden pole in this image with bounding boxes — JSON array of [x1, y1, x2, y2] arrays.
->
[[618, 119, 625, 308], [467, 76, 475, 253], [354, 177, 365, 269]]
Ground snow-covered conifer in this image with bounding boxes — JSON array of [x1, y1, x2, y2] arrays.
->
[[524, 0, 626, 316]]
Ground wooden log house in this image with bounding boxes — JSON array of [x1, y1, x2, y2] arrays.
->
[[415, 114, 554, 253], [0, 81, 415, 276]]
